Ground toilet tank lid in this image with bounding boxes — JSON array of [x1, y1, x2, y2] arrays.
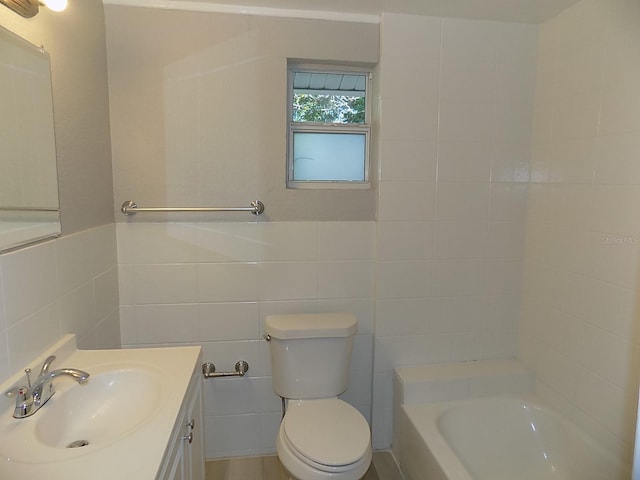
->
[[265, 313, 357, 339]]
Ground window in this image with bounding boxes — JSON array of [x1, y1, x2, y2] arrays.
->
[[287, 63, 371, 189]]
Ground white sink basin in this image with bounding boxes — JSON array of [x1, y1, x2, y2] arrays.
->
[[35, 367, 164, 449], [0, 363, 165, 463], [0, 336, 201, 479]]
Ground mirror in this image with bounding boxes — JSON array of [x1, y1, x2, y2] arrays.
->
[[0, 25, 60, 253]]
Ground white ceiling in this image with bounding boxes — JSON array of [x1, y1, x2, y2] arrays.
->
[[106, 0, 583, 24]]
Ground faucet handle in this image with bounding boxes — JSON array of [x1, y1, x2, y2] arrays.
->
[[10, 386, 34, 418]]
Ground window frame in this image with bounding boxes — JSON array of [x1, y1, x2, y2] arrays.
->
[[287, 63, 372, 190]]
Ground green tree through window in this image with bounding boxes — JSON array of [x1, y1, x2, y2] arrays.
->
[[293, 94, 365, 124]]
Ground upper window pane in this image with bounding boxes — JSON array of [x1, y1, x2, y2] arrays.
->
[[292, 71, 367, 124]]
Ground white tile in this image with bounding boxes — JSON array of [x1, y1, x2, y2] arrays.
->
[[118, 306, 138, 346], [486, 221, 526, 258], [96, 311, 121, 349], [197, 263, 258, 302], [256, 377, 282, 413], [94, 267, 119, 322], [379, 97, 439, 142], [379, 140, 437, 183], [1, 242, 58, 327], [134, 304, 200, 344], [381, 13, 441, 60], [7, 302, 60, 374], [198, 302, 260, 341], [552, 88, 601, 141], [205, 414, 262, 458], [377, 221, 434, 260], [432, 259, 485, 297], [194, 222, 259, 262], [60, 282, 96, 338], [439, 102, 494, 143], [484, 258, 523, 295], [488, 183, 528, 221], [493, 101, 534, 143], [56, 230, 94, 295], [381, 55, 440, 102], [437, 141, 492, 183], [491, 142, 532, 182], [495, 22, 538, 64], [260, 412, 282, 454], [440, 59, 495, 104], [0, 329, 10, 383], [574, 369, 631, 442], [376, 260, 432, 299], [495, 62, 536, 105], [576, 322, 638, 390], [203, 376, 260, 416], [436, 183, 489, 221], [441, 18, 497, 62], [595, 132, 640, 185], [85, 225, 118, 284], [430, 296, 485, 334], [434, 221, 487, 259], [258, 262, 317, 301], [375, 298, 430, 337], [371, 407, 393, 450], [116, 222, 197, 264], [318, 261, 374, 299], [350, 334, 374, 373], [121, 264, 198, 305], [378, 182, 436, 222], [259, 222, 318, 261], [317, 221, 376, 261]]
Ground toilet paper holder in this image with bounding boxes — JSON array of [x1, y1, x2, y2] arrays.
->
[[202, 361, 249, 379]]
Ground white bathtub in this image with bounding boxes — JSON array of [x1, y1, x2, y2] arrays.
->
[[393, 361, 631, 480]]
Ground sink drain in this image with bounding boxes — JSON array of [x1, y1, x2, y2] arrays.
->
[[67, 440, 90, 448]]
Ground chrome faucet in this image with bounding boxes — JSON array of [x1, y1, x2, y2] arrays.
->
[[4, 355, 90, 418]]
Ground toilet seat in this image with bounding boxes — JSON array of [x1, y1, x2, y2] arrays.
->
[[281, 398, 371, 472]]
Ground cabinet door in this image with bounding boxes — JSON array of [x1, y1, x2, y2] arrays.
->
[[185, 376, 205, 480], [161, 430, 186, 480]]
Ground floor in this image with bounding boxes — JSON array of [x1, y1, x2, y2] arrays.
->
[[205, 451, 404, 480]]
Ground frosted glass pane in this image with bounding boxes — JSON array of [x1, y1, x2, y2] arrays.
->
[[292, 132, 366, 181]]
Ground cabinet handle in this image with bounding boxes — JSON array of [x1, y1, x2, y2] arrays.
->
[[183, 432, 193, 444], [186, 419, 195, 430]]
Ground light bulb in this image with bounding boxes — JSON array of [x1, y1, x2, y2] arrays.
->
[[42, 0, 67, 12]]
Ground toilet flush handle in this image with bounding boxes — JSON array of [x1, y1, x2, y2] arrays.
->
[[264, 333, 271, 342]]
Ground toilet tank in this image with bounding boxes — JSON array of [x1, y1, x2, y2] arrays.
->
[[265, 313, 358, 399]]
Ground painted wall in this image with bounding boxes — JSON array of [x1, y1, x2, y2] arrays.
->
[[520, 0, 640, 463], [0, 1, 118, 385], [372, 13, 537, 448]]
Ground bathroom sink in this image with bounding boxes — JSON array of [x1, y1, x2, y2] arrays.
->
[[35, 366, 164, 449], [0, 363, 165, 464]]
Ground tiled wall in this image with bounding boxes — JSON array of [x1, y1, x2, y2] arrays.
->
[[0, 225, 121, 385], [520, 0, 640, 462], [117, 221, 375, 458], [372, 14, 537, 448]]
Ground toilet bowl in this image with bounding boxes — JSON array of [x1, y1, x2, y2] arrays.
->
[[264, 313, 373, 480], [276, 399, 372, 480]]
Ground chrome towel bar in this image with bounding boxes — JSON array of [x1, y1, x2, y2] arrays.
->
[[121, 200, 265, 216]]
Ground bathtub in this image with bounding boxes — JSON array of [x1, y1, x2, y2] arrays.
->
[[393, 360, 630, 480]]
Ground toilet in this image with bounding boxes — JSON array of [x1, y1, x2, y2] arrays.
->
[[265, 313, 372, 480]]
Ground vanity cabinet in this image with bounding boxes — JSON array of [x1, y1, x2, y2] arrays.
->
[[159, 369, 205, 480]]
